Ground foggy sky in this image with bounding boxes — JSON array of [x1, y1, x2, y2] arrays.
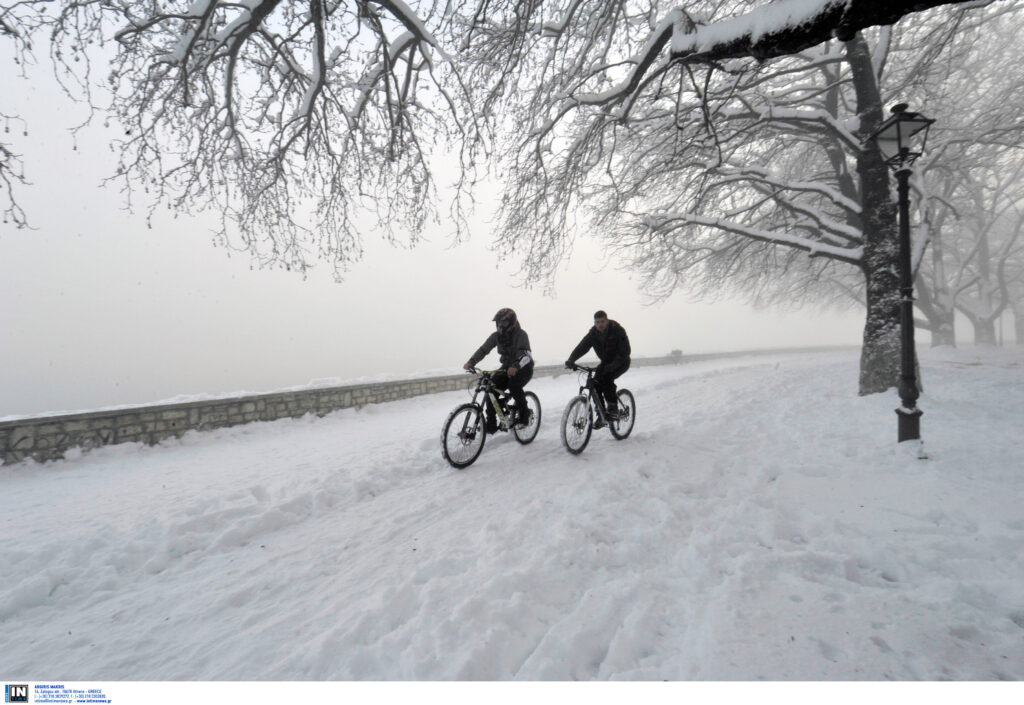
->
[[0, 62, 870, 418]]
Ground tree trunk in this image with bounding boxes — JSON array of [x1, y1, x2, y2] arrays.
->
[[925, 207, 956, 347], [858, 195, 902, 394], [930, 318, 956, 347], [915, 275, 956, 347], [848, 34, 901, 395], [1016, 309, 1024, 346], [973, 317, 997, 345]]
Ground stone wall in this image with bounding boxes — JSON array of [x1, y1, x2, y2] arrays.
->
[[1, 347, 852, 466], [2, 357, 681, 466]]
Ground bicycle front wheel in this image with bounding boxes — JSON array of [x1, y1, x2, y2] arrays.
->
[[441, 403, 486, 468], [610, 389, 636, 440], [560, 395, 592, 454], [512, 391, 542, 444]]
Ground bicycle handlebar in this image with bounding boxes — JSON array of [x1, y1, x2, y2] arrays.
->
[[566, 363, 596, 372]]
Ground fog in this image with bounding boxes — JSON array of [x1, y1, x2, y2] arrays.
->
[[0, 60, 869, 418]]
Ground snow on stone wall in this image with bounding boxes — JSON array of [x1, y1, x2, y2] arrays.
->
[[0, 356, 691, 465]]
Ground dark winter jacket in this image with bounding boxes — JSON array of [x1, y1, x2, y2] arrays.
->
[[467, 326, 534, 371], [568, 320, 631, 369]]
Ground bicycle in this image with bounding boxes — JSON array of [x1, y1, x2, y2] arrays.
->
[[440, 368, 542, 469], [560, 364, 636, 454]]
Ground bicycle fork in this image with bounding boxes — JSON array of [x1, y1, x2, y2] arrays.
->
[[458, 392, 495, 438]]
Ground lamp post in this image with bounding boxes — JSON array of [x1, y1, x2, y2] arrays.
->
[[868, 103, 935, 444]]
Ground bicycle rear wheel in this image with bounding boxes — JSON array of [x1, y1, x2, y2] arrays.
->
[[441, 403, 486, 468], [610, 389, 636, 440], [560, 395, 592, 454], [512, 391, 542, 444]]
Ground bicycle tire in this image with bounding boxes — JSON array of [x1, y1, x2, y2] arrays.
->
[[560, 395, 592, 454], [441, 403, 486, 468], [512, 391, 542, 444], [609, 389, 636, 440]]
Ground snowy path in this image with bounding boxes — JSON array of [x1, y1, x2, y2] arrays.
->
[[2, 348, 1023, 680]]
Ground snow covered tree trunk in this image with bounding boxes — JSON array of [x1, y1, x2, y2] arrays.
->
[[849, 35, 902, 395], [858, 180, 903, 394]]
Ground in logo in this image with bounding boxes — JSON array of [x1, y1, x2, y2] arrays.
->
[[4, 685, 28, 703]]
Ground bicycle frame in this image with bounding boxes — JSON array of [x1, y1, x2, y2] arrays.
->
[[571, 365, 611, 426], [466, 369, 513, 430]]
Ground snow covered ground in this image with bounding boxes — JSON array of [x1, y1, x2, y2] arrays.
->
[[1, 347, 1023, 685]]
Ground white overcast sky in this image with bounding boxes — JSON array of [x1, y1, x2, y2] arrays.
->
[[0, 56, 876, 418]]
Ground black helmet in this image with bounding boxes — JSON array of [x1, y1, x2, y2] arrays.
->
[[493, 307, 518, 333]]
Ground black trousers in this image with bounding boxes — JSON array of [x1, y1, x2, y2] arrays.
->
[[595, 360, 630, 408], [490, 364, 534, 422]]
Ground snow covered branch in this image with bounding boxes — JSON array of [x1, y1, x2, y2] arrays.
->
[[667, 0, 993, 64], [642, 211, 863, 266], [713, 165, 862, 217], [14, 0, 483, 274]]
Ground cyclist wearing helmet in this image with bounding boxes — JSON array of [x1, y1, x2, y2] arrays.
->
[[565, 310, 631, 422], [463, 308, 534, 432]]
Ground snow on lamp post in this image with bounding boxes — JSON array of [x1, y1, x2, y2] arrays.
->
[[868, 103, 934, 445]]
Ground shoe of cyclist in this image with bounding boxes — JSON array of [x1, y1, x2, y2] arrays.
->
[[605, 404, 619, 421]]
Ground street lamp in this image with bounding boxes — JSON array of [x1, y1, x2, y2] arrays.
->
[[868, 103, 935, 445]]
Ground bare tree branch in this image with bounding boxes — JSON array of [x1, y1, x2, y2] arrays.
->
[[4, 0, 488, 272]]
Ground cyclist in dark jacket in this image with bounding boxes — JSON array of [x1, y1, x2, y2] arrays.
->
[[565, 310, 631, 420], [464, 308, 534, 431]]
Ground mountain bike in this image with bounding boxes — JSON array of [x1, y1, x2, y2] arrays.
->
[[440, 368, 542, 469], [560, 364, 636, 454]]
